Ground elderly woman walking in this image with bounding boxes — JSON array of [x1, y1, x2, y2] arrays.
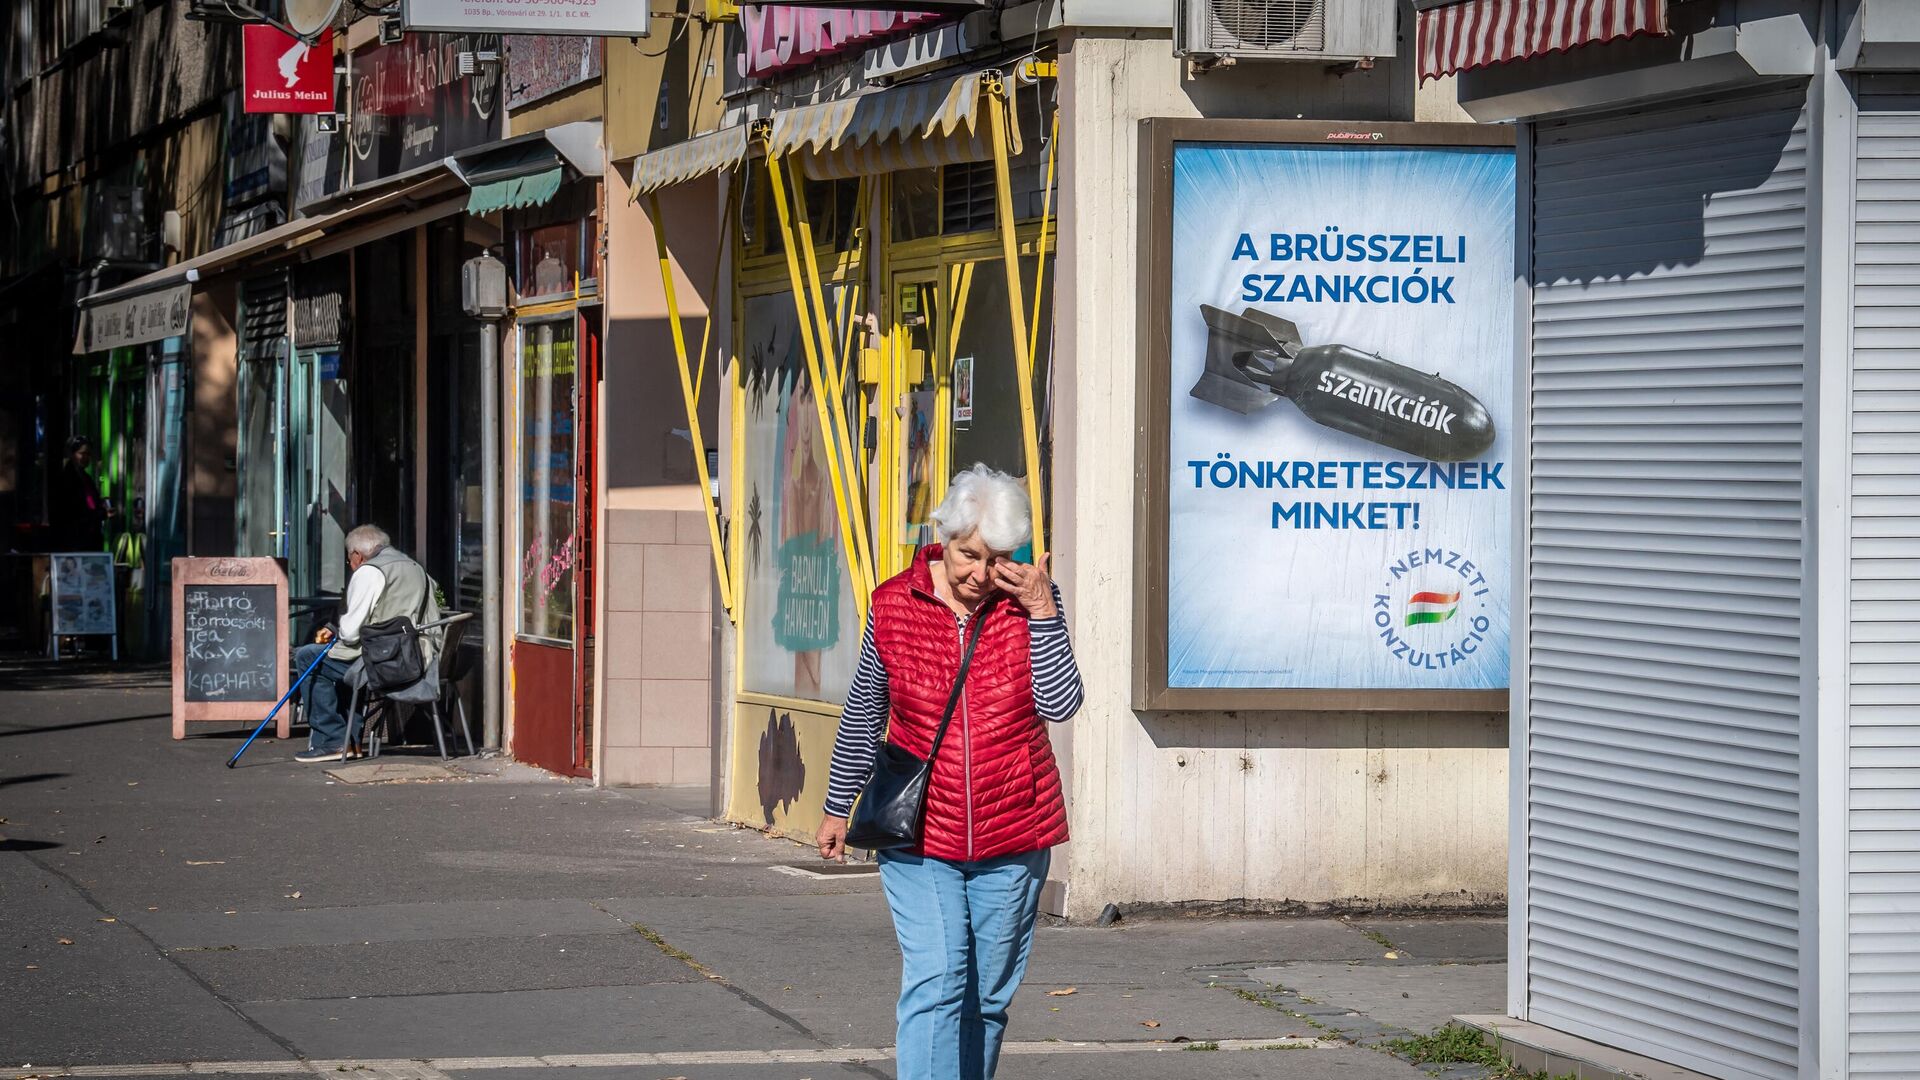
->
[[817, 464, 1083, 1080]]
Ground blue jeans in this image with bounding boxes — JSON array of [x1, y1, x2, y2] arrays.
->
[[293, 642, 358, 752], [879, 847, 1050, 1080]]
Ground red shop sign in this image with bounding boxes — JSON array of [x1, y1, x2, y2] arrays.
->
[[244, 25, 335, 115]]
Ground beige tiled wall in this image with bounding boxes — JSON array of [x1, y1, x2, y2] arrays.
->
[[599, 508, 714, 787]]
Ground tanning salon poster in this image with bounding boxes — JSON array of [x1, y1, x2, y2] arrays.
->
[[1166, 140, 1516, 692]]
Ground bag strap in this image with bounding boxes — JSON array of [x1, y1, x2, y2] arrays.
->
[[922, 606, 988, 764]]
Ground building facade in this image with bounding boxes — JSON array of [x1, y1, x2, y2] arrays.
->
[[631, 0, 1514, 920]]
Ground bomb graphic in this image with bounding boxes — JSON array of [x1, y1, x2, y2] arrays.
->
[[1189, 305, 1495, 463]]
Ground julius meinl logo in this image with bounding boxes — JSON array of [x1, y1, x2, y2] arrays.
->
[[1372, 545, 1494, 672]]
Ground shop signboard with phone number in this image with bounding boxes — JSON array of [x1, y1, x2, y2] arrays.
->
[[1138, 120, 1516, 710]]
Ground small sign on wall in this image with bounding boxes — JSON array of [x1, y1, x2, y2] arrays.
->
[[244, 26, 336, 114]]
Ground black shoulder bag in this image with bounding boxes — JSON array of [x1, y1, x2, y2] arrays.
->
[[359, 616, 426, 693], [845, 608, 988, 851]]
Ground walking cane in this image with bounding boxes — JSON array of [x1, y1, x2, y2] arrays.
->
[[227, 647, 332, 768]]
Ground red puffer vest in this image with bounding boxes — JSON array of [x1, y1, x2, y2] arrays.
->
[[872, 545, 1070, 862]]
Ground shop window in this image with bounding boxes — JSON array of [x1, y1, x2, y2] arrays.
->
[[517, 317, 578, 645], [741, 171, 860, 259], [948, 254, 1053, 504], [508, 185, 600, 302], [737, 290, 861, 704], [892, 168, 940, 244], [897, 97, 1055, 241], [741, 168, 782, 258], [517, 221, 585, 301]]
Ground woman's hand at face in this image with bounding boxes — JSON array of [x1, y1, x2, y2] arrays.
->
[[817, 814, 848, 862], [991, 553, 1057, 619]]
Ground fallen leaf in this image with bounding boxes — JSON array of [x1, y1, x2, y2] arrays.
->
[[56, 938, 73, 946], [96, 918, 115, 924], [1049, 1007, 1060, 1012], [126, 782, 138, 787], [1384, 951, 1400, 960], [1141, 1020, 1161, 1028], [1046, 987, 1078, 997]]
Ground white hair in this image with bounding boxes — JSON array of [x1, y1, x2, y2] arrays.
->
[[346, 525, 391, 559], [930, 465, 1032, 554]]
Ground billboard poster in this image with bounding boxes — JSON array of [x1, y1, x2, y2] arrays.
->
[[51, 553, 117, 637], [1155, 128, 1515, 701], [739, 292, 860, 705]]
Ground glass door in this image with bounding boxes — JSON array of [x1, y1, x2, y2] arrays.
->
[[235, 348, 288, 559], [878, 256, 1053, 576], [511, 313, 589, 777], [286, 351, 324, 599]]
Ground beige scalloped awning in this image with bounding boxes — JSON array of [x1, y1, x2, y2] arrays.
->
[[768, 69, 1018, 180], [629, 125, 751, 198]]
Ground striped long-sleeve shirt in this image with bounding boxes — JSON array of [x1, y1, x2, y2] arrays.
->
[[823, 586, 1083, 818]]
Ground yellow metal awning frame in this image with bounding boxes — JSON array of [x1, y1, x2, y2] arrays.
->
[[641, 176, 743, 622], [639, 64, 1055, 630]]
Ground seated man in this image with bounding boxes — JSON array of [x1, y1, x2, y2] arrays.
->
[[293, 525, 442, 764]]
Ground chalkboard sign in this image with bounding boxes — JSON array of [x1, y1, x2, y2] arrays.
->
[[171, 558, 290, 740], [182, 585, 277, 701]]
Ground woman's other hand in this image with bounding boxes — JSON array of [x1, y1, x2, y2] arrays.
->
[[991, 553, 1057, 619], [817, 814, 849, 862]]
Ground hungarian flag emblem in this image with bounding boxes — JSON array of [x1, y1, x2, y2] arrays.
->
[[1405, 591, 1460, 626]]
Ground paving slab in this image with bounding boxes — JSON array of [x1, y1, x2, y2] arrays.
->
[[0, 855, 290, 1066], [175, 931, 699, 1002], [235, 984, 822, 1060], [1247, 960, 1508, 1036], [134, 899, 628, 951], [1353, 918, 1506, 962], [324, 762, 464, 784]]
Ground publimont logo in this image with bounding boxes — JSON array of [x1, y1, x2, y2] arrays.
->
[[244, 26, 335, 115], [1371, 545, 1495, 673]]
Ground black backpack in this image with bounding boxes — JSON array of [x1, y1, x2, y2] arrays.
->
[[359, 616, 426, 692]]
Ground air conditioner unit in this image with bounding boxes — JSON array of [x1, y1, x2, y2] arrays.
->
[[1174, 0, 1395, 64]]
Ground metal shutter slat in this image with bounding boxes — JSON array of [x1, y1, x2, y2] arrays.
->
[[1527, 85, 1807, 1080]]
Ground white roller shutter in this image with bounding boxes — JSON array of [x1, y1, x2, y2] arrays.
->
[[1849, 78, 1920, 1079], [1525, 85, 1808, 1080]]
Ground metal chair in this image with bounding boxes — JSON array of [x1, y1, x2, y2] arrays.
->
[[345, 612, 476, 760]]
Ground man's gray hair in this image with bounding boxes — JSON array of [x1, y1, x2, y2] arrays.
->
[[346, 525, 391, 559], [930, 465, 1032, 554]]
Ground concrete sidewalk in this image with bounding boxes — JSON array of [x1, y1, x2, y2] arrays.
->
[[0, 657, 1506, 1079]]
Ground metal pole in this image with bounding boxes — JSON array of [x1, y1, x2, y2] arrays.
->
[[480, 318, 503, 751]]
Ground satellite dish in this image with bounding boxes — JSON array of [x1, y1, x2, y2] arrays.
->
[[284, 0, 343, 38]]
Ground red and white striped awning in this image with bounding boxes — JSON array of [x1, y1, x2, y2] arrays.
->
[[1416, 0, 1668, 83]]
